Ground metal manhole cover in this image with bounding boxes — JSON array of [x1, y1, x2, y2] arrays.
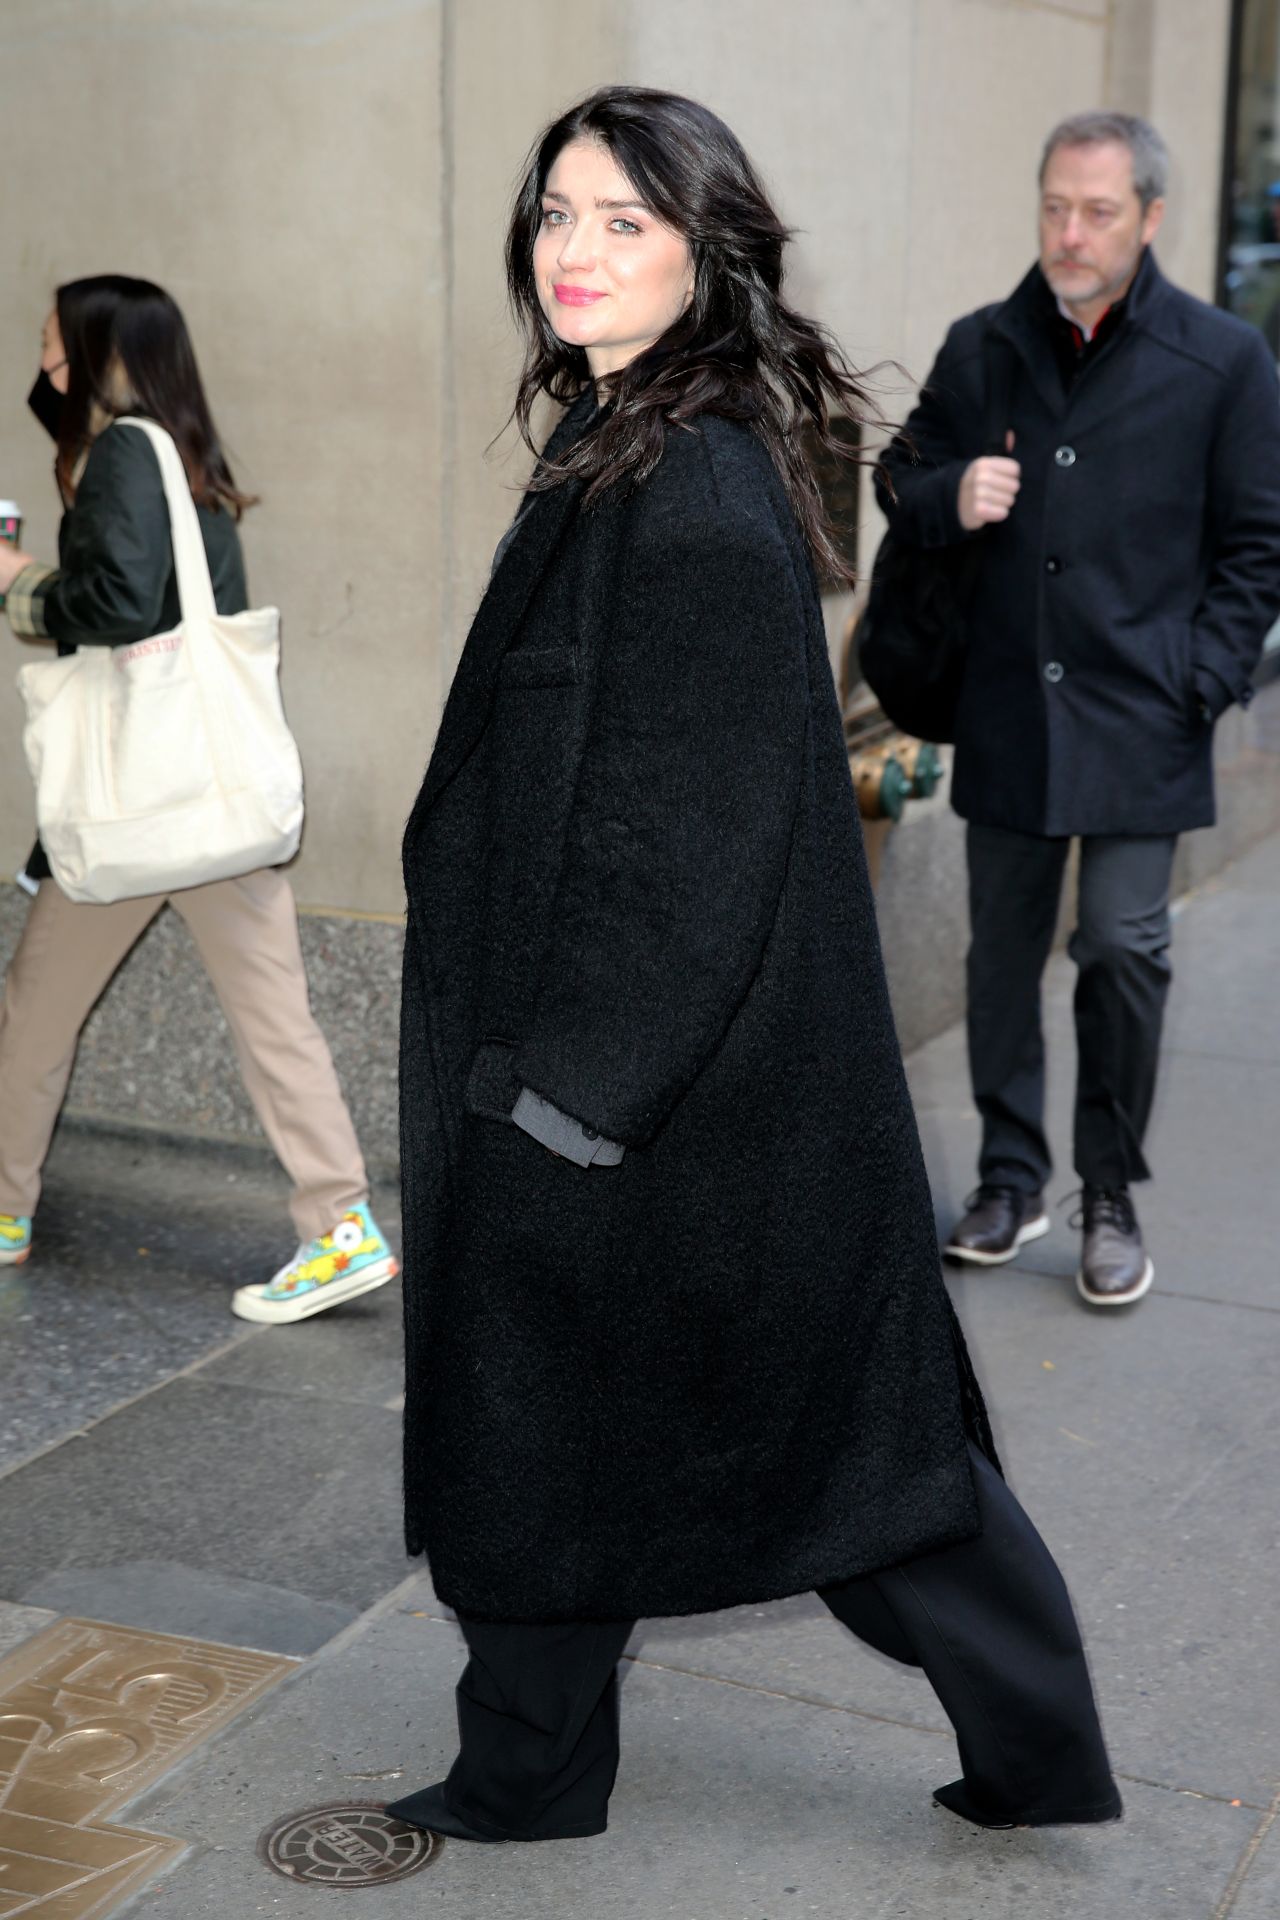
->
[[258, 1802, 441, 1886]]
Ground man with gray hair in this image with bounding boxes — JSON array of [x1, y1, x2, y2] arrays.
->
[[879, 112, 1280, 1307]]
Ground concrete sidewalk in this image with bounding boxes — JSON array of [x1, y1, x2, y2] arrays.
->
[[2, 835, 1278, 1919]]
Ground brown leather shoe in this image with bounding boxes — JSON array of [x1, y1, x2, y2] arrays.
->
[[1076, 1187, 1153, 1307], [944, 1185, 1049, 1266]]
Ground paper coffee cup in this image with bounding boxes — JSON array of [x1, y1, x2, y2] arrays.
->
[[0, 501, 22, 610]]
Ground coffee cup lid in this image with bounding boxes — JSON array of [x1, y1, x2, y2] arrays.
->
[[0, 501, 22, 517]]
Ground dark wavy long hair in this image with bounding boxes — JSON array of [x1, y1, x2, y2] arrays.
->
[[53, 275, 256, 518], [506, 87, 879, 585]]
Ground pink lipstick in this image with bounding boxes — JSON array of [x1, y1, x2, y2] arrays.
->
[[554, 284, 606, 307]]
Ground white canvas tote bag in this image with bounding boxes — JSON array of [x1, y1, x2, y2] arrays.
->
[[17, 417, 304, 905]]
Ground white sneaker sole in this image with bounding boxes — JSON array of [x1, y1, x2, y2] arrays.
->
[[1076, 1257, 1154, 1309], [231, 1256, 398, 1325], [0, 1246, 30, 1265], [944, 1213, 1050, 1267]]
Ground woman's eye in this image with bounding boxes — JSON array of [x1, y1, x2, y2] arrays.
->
[[611, 218, 642, 235], [541, 208, 568, 226]]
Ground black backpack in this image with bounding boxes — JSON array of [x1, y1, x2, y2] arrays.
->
[[857, 335, 1017, 744]]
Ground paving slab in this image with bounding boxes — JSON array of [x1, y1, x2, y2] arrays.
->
[[198, 1267, 405, 1408], [1187, 827, 1280, 896], [20, 1561, 356, 1657], [941, 1281, 1280, 1807], [1225, 1810, 1280, 1918], [632, 1592, 951, 1748], [1162, 887, 1280, 1068], [0, 1598, 54, 1656], [1138, 1049, 1280, 1310], [0, 1124, 402, 1473], [118, 1602, 1253, 1920], [0, 1375, 413, 1632], [0, 1137, 268, 1471]]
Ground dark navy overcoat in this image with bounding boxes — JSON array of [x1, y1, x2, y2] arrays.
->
[[880, 251, 1280, 837]]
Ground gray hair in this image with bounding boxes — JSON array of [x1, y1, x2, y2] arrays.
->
[[1039, 111, 1169, 210]]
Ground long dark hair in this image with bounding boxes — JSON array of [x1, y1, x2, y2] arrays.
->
[[53, 275, 256, 518], [506, 87, 879, 585]]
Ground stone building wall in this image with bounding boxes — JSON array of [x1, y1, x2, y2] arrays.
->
[[0, 0, 1252, 1155]]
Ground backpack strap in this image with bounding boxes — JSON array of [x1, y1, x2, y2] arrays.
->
[[979, 333, 1018, 457]]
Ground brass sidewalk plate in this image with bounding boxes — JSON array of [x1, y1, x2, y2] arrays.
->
[[0, 1617, 297, 1916], [259, 1803, 439, 1887]]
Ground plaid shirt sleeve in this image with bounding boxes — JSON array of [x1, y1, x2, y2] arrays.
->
[[4, 562, 58, 639]]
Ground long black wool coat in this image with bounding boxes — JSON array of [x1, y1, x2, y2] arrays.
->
[[879, 249, 1280, 837], [400, 394, 996, 1623]]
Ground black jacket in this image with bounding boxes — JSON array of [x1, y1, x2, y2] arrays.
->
[[879, 252, 1280, 836], [25, 422, 247, 878], [44, 423, 247, 653], [399, 396, 996, 1623]]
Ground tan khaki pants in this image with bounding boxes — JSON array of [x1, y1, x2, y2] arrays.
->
[[0, 868, 368, 1243]]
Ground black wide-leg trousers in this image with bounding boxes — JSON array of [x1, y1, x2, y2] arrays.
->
[[419, 1446, 1121, 1840], [966, 824, 1177, 1194]]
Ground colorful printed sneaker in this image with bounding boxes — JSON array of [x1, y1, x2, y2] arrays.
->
[[0, 1215, 32, 1265], [231, 1203, 398, 1324]]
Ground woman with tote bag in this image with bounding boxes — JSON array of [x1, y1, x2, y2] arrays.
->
[[0, 275, 395, 1322]]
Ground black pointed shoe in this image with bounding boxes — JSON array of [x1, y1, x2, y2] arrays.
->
[[1077, 1187, 1153, 1307], [933, 1777, 1124, 1829], [384, 1780, 606, 1843], [944, 1185, 1050, 1266], [384, 1783, 508, 1842]]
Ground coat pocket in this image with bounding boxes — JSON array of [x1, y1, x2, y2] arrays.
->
[[463, 1036, 522, 1123], [497, 643, 579, 690], [1104, 618, 1195, 716], [1175, 620, 1194, 699]]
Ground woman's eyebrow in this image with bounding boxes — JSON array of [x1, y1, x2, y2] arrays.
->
[[542, 188, 649, 212]]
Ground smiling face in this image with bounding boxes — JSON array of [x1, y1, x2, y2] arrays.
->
[[1039, 139, 1164, 327], [532, 137, 695, 380]]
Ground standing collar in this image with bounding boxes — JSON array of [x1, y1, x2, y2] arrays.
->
[[998, 246, 1166, 341], [987, 247, 1168, 418]]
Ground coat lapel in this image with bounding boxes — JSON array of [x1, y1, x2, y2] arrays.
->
[[989, 265, 1066, 423], [989, 250, 1173, 442], [409, 393, 595, 826], [1054, 250, 1173, 440]]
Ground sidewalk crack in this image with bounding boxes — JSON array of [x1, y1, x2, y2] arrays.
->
[[1211, 1783, 1280, 1919], [620, 1656, 1271, 1811]]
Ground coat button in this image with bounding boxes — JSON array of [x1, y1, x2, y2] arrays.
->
[[1044, 660, 1064, 683], [1055, 446, 1076, 467], [1045, 556, 1063, 574], [581, 1126, 600, 1141]]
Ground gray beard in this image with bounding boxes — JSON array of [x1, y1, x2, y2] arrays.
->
[[1045, 247, 1142, 315]]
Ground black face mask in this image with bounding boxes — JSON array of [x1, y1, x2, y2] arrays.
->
[[28, 368, 65, 442]]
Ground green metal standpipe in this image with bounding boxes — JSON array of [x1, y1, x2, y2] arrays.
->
[[899, 740, 942, 800], [852, 750, 911, 821], [879, 756, 911, 819]]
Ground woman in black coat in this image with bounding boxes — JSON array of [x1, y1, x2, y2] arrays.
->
[[392, 88, 1121, 1844]]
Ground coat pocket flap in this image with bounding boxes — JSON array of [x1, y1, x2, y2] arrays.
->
[[464, 1037, 522, 1122]]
